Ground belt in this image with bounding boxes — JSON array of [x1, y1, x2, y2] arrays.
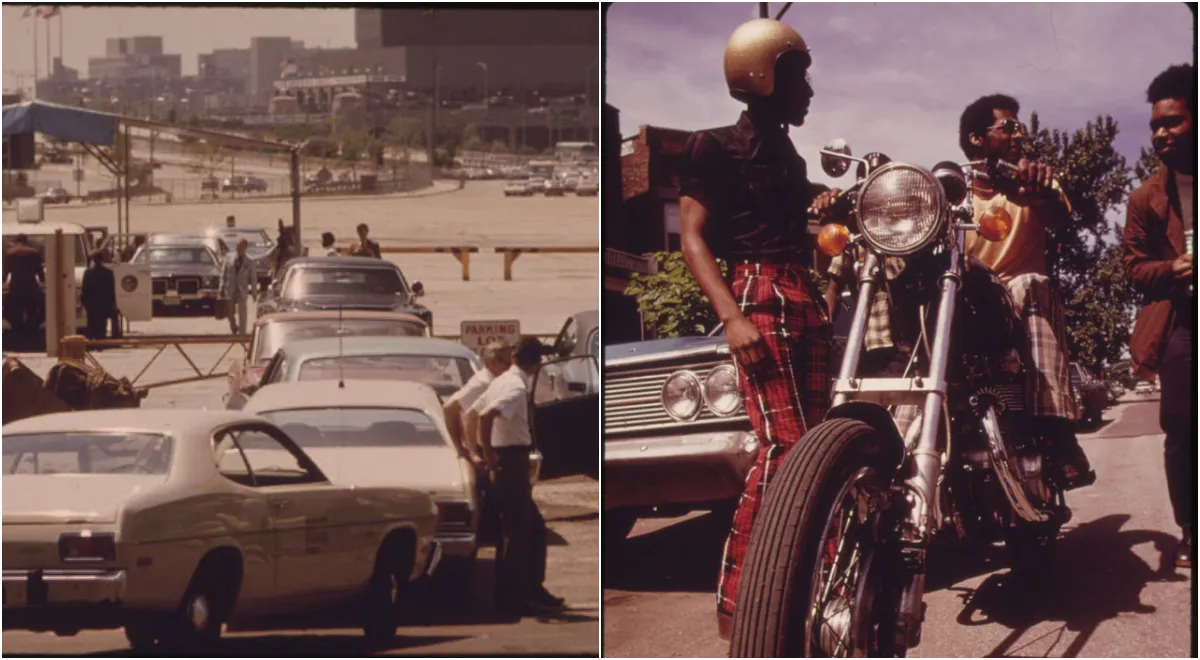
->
[[731, 253, 796, 265]]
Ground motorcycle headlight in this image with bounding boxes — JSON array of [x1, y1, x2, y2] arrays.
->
[[703, 364, 742, 416], [662, 370, 702, 421], [855, 163, 946, 256]]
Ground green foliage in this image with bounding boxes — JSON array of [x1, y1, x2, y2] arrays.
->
[[302, 137, 339, 160], [385, 117, 424, 162], [624, 252, 726, 338], [1061, 241, 1136, 375], [185, 141, 226, 177], [1133, 146, 1162, 184], [462, 123, 483, 152]]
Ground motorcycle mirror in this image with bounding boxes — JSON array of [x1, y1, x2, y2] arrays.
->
[[932, 161, 968, 205], [820, 139, 853, 178]]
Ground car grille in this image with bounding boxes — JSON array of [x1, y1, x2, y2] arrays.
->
[[604, 358, 746, 436], [152, 280, 166, 295], [176, 278, 200, 295]]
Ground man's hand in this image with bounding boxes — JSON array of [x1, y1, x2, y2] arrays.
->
[[726, 316, 768, 370], [1014, 159, 1055, 199], [811, 188, 845, 219], [1172, 253, 1193, 280]]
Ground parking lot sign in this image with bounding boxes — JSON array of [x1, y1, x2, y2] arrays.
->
[[460, 320, 521, 354]]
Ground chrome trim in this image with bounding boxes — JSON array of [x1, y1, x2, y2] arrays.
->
[[2, 569, 126, 607], [854, 163, 948, 257], [424, 541, 443, 578], [981, 406, 1050, 523], [606, 359, 747, 434]]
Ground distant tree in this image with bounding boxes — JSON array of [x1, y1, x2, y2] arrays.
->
[[385, 117, 424, 164], [462, 123, 483, 152], [1133, 146, 1162, 184], [186, 140, 226, 181], [625, 252, 726, 338], [302, 137, 339, 161]]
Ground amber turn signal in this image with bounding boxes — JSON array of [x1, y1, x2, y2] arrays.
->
[[978, 206, 1013, 242], [818, 223, 850, 257]]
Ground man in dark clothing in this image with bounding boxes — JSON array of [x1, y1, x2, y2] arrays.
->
[[676, 18, 841, 638], [81, 250, 117, 340], [119, 235, 145, 263], [1123, 63, 1195, 570], [3, 234, 46, 336]]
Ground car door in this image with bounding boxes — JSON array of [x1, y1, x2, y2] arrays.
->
[[530, 354, 599, 479], [210, 431, 276, 615], [225, 423, 342, 608]]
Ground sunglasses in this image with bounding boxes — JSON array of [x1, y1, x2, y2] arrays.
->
[[987, 119, 1028, 136]]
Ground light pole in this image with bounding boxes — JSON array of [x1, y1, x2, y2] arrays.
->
[[476, 61, 489, 116]]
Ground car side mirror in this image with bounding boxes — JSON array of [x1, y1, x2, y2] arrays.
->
[[567, 381, 586, 394], [412, 281, 425, 298]]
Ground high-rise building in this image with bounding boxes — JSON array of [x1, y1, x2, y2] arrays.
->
[[248, 36, 295, 100], [89, 36, 180, 82]]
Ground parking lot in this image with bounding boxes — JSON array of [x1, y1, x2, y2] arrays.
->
[[1, 180, 599, 656]]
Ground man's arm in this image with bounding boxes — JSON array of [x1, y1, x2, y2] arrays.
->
[[217, 257, 229, 298], [442, 400, 468, 457], [479, 409, 500, 468], [463, 408, 482, 458], [1123, 187, 1185, 299]]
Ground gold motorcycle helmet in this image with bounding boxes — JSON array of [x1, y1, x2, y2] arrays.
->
[[724, 18, 811, 102]]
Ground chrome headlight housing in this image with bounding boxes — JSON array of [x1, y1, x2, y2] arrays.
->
[[662, 370, 702, 421], [703, 364, 742, 416], [855, 163, 947, 256]]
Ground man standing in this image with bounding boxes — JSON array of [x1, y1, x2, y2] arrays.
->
[[1123, 63, 1195, 569], [81, 250, 116, 340], [119, 235, 145, 263], [444, 341, 514, 469], [322, 232, 339, 257], [478, 337, 564, 617], [677, 18, 840, 637], [3, 234, 45, 337], [349, 223, 382, 258], [219, 239, 256, 336], [958, 93, 1095, 489]]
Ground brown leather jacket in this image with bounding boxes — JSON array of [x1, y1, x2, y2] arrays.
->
[[1123, 166, 1189, 378]]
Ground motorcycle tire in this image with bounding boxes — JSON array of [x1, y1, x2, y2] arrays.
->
[[730, 418, 904, 658]]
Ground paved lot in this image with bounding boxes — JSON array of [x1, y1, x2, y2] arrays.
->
[[2, 181, 599, 656], [603, 400, 1194, 658]]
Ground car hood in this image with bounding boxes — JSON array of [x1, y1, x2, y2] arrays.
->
[[283, 294, 413, 311], [604, 335, 730, 368], [148, 264, 220, 278], [303, 447, 467, 495], [2, 475, 166, 524]]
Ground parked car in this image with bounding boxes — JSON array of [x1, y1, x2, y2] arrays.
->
[[256, 257, 432, 330], [200, 176, 220, 192], [543, 179, 566, 196], [603, 333, 755, 550], [242, 176, 268, 193], [2, 218, 97, 332], [1070, 362, 1109, 428], [1134, 380, 1154, 396], [220, 175, 246, 192], [575, 179, 599, 196], [41, 150, 73, 165], [147, 232, 230, 262], [130, 244, 222, 312], [503, 182, 533, 197], [225, 311, 430, 409], [206, 227, 275, 289], [2, 409, 440, 649], [243, 380, 479, 598], [39, 187, 72, 205]]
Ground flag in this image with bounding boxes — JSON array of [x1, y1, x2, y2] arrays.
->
[[21, 6, 42, 18], [40, 6, 60, 18]]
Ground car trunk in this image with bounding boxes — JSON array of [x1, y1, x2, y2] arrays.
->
[[303, 447, 466, 496]]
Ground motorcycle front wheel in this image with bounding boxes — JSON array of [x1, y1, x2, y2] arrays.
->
[[730, 418, 905, 658]]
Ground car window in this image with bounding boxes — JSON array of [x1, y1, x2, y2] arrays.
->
[[259, 407, 448, 449], [284, 267, 406, 298], [4, 433, 172, 476], [220, 426, 320, 486], [2, 234, 88, 268], [296, 355, 474, 393], [252, 319, 427, 364], [587, 329, 599, 359], [218, 230, 272, 248], [532, 355, 599, 405], [554, 317, 578, 355], [136, 247, 216, 266], [213, 432, 255, 486]]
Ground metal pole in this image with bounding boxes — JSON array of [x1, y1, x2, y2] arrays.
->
[[476, 62, 488, 116], [290, 149, 301, 246], [45, 17, 51, 85], [123, 123, 131, 238], [759, 3, 769, 18], [32, 17, 38, 97]]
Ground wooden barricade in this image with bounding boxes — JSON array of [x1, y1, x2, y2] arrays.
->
[[60, 334, 251, 391], [493, 247, 599, 281], [379, 246, 480, 281]]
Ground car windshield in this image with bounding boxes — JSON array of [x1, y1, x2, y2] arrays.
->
[[136, 247, 216, 266], [3, 432, 172, 476], [284, 267, 406, 298], [252, 319, 427, 364], [297, 355, 474, 397], [217, 230, 272, 248], [258, 408, 447, 449], [3, 234, 89, 267]]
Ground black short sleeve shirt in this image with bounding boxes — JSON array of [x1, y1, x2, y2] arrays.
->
[[679, 112, 816, 263]]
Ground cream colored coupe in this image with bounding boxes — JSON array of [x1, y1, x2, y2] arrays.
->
[[2, 409, 441, 650]]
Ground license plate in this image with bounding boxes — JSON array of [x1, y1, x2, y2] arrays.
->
[[164, 293, 181, 306]]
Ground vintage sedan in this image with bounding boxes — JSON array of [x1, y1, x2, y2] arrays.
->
[[243, 380, 479, 597], [1070, 361, 1109, 428], [603, 334, 757, 549], [2, 409, 440, 649], [130, 243, 223, 312], [206, 226, 275, 289], [257, 257, 432, 330], [226, 311, 430, 407]]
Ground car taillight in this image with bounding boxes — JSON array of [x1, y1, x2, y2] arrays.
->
[[58, 533, 117, 562], [436, 501, 473, 528]]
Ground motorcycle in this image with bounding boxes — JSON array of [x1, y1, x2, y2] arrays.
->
[[729, 141, 1071, 657]]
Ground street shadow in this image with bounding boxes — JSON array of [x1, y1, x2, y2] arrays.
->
[[2, 331, 46, 353], [950, 514, 1183, 657], [603, 511, 730, 593], [924, 538, 1009, 593], [3, 633, 471, 658]]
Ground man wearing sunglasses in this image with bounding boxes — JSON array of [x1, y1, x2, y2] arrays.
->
[[958, 94, 1095, 490], [678, 18, 841, 639]]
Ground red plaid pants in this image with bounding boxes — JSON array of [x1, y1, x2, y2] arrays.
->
[[716, 263, 832, 636]]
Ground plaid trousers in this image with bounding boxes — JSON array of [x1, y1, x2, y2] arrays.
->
[[716, 263, 832, 629], [1008, 273, 1076, 421]]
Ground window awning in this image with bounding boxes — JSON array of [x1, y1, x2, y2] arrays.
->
[[2, 100, 118, 146]]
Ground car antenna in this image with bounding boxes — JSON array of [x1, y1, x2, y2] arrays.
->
[[338, 303, 345, 389]]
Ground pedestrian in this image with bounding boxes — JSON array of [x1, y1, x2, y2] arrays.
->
[[268, 219, 297, 281], [80, 250, 116, 341], [219, 238, 256, 336], [119, 234, 145, 263], [226, 215, 236, 229], [478, 337, 565, 617], [676, 18, 838, 638], [958, 93, 1095, 488], [1123, 63, 1195, 570], [322, 232, 339, 257], [444, 341, 514, 469], [3, 234, 46, 337], [349, 222, 382, 258]]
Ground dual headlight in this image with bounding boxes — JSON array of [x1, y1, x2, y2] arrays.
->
[[855, 163, 948, 256], [662, 364, 742, 421]]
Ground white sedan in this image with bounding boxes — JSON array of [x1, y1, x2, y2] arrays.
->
[[2, 409, 440, 650], [242, 380, 480, 599]]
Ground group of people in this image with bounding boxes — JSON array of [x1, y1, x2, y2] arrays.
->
[[442, 337, 567, 618], [675, 18, 1194, 637], [319, 223, 383, 258]]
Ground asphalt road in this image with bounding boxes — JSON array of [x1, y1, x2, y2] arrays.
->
[[603, 400, 1195, 658]]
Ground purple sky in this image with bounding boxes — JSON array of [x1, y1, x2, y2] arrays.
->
[[605, 2, 1195, 216]]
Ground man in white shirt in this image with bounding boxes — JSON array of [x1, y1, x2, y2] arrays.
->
[[479, 337, 564, 617], [218, 239, 256, 335], [443, 341, 512, 469]]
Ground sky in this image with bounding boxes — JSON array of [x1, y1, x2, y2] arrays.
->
[[605, 2, 1196, 209], [1, 5, 356, 86]]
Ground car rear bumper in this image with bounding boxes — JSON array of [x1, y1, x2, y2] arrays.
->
[[2, 569, 129, 630], [434, 533, 476, 559], [604, 429, 758, 511]]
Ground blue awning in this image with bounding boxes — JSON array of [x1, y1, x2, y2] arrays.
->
[[2, 100, 118, 146]]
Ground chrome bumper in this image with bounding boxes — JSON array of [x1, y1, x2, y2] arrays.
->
[[424, 541, 443, 578], [3, 569, 126, 608], [434, 532, 477, 559], [604, 429, 758, 511]]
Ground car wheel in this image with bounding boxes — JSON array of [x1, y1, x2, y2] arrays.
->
[[158, 564, 227, 651], [123, 620, 157, 651], [430, 551, 476, 606], [361, 540, 411, 645]]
